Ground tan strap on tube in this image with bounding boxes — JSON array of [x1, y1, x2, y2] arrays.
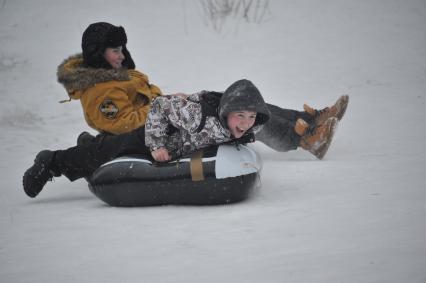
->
[[190, 151, 204, 181]]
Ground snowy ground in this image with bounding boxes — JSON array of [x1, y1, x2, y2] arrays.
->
[[1, 0, 426, 282]]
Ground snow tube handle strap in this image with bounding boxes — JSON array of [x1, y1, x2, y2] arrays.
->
[[190, 151, 205, 181]]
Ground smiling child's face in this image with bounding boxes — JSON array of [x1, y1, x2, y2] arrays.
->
[[226, 110, 257, 138], [104, 46, 125, 69]]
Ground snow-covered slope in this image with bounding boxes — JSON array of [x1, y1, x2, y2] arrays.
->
[[1, 0, 425, 282]]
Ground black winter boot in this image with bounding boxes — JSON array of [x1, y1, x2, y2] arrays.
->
[[23, 150, 59, 198]]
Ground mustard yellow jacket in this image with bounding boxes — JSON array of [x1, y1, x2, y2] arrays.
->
[[57, 54, 162, 134]]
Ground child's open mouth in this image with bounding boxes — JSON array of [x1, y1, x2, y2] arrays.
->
[[236, 126, 245, 133]]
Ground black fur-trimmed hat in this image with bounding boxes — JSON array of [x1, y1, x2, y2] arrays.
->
[[81, 22, 135, 69]]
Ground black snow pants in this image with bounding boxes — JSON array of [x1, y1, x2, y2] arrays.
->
[[254, 103, 313, 151], [52, 127, 151, 181]]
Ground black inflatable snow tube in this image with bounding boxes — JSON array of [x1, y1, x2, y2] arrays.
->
[[88, 145, 261, 206]]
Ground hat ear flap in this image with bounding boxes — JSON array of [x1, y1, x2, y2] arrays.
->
[[121, 46, 135, 69]]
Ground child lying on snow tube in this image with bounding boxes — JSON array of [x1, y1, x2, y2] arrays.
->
[[23, 79, 275, 205], [88, 144, 261, 206]]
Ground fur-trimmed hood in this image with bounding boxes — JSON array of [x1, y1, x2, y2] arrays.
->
[[57, 53, 130, 99]]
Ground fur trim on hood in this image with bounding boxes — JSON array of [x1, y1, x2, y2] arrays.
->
[[57, 53, 130, 99]]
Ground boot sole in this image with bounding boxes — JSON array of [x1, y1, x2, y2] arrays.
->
[[310, 118, 339, 159], [335, 95, 349, 121], [23, 169, 38, 198]]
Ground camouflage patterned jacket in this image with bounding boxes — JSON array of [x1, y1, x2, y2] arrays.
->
[[145, 80, 270, 158], [145, 92, 233, 157]]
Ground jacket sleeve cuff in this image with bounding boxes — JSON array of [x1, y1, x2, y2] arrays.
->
[[149, 144, 165, 152]]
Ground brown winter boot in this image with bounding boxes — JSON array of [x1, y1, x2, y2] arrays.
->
[[304, 95, 349, 126], [299, 117, 338, 159]]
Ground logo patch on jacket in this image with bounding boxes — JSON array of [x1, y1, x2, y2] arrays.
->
[[99, 99, 119, 119]]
